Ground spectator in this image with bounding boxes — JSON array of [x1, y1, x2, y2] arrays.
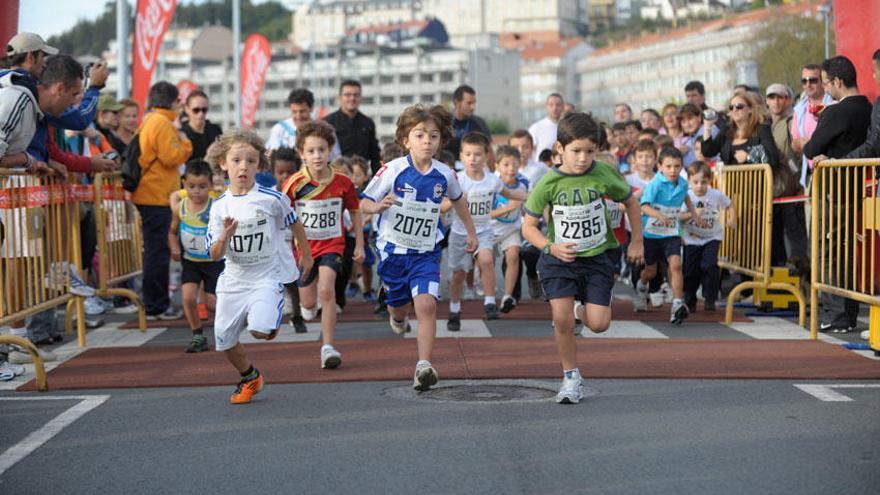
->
[[803, 56, 872, 334], [94, 93, 126, 153], [442, 84, 491, 159], [562, 102, 576, 116], [324, 79, 381, 173], [116, 98, 139, 148], [685, 81, 707, 110], [266, 88, 341, 159], [180, 89, 222, 161], [614, 102, 633, 123], [528, 93, 565, 162], [661, 103, 683, 140], [700, 92, 781, 170], [791, 63, 835, 186], [640, 108, 662, 131], [132, 81, 193, 320], [845, 48, 880, 159]]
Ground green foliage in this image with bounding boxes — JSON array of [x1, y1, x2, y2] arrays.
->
[[487, 118, 511, 135], [45, 0, 292, 58], [751, 14, 833, 93]]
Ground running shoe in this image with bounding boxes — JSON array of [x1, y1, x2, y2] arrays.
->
[[321, 345, 342, 369], [527, 277, 542, 299], [146, 307, 183, 321], [649, 291, 665, 308], [484, 303, 501, 320], [0, 360, 25, 380], [633, 283, 649, 312], [670, 300, 689, 325], [84, 296, 106, 316], [573, 300, 585, 335], [556, 370, 583, 404], [500, 295, 517, 314], [861, 330, 870, 340], [291, 315, 308, 334], [345, 284, 360, 299], [230, 373, 264, 404], [8, 347, 56, 364], [447, 312, 461, 332], [184, 334, 209, 353], [362, 291, 376, 304], [300, 305, 319, 321], [412, 360, 438, 391], [389, 315, 411, 335]]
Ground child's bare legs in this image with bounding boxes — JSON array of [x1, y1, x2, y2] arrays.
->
[[667, 255, 684, 300], [580, 303, 612, 334], [640, 263, 658, 285], [550, 297, 578, 370], [362, 265, 373, 294], [316, 266, 337, 346], [413, 294, 437, 362], [503, 246, 520, 298], [450, 270, 466, 305], [181, 283, 201, 331], [298, 278, 319, 318], [225, 343, 251, 373], [477, 249, 495, 301]]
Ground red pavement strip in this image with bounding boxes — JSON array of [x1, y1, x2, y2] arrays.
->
[[120, 299, 751, 329], [18, 338, 880, 392]]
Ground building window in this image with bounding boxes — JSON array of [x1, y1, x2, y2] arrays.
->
[[362, 75, 374, 85], [439, 71, 454, 82], [380, 75, 394, 84], [400, 95, 414, 103], [400, 74, 413, 83], [362, 96, 375, 105], [380, 115, 395, 124], [420, 73, 433, 83], [381, 95, 395, 104], [421, 93, 433, 103]]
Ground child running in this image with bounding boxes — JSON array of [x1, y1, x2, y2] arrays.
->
[[348, 156, 377, 302], [282, 121, 363, 369], [360, 104, 477, 391], [636, 146, 704, 324], [491, 145, 530, 314], [626, 139, 665, 307], [522, 113, 643, 404], [446, 133, 528, 328], [522, 112, 644, 404], [207, 130, 313, 404], [168, 159, 225, 353], [680, 161, 736, 312], [271, 148, 308, 333]]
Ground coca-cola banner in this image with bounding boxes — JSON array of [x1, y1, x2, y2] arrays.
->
[[132, 0, 177, 118], [240, 34, 271, 129], [176, 79, 198, 103], [834, 0, 880, 101]]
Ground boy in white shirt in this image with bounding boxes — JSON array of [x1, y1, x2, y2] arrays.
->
[[492, 145, 530, 313]]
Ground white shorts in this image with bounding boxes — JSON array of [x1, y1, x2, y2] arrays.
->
[[494, 229, 521, 256], [448, 230, 494, 272], [213, 283, 285, 352]]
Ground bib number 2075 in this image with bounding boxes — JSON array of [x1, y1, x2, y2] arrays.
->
[[392, 214, 434, 238]]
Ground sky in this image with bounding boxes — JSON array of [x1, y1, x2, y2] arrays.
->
[[18, 0, 305, 39]]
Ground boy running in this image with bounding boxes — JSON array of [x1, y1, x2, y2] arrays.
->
[[522, 113, 644, 404], [271, 148, 308, 333], [492, 145, 530, 314]]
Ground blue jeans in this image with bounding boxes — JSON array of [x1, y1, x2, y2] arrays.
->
[[137, 205, 171, 315]]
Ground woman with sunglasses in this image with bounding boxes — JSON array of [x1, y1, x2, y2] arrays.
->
[[181, 89, 223, 160], [699, 92, 781, 171]]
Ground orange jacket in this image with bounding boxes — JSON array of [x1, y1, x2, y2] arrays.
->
[[131, 108, 193, 206]]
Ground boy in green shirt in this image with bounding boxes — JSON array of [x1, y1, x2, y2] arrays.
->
[[522, 113, 645, 404]]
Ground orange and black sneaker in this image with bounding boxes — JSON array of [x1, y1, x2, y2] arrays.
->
[[230, 373, 264, 404]]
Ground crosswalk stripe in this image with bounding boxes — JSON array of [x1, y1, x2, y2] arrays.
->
[[405, 319, 492, 339], [580, 320, 668, 339], [238, 323, 322, 344], [726, 317, 812, 340]]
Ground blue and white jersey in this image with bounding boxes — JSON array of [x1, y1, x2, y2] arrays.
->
[[492, 172, 529, 237], [207, 183, 299, 290], [362, 155, 462, 255]]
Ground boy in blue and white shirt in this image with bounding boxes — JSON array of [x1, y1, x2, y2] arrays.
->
[[491, 145, 530, 314]]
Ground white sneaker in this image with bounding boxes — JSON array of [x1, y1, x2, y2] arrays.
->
[[556, 370, 584, 404], [146, 307, 182, 321], [0, 360, 25, 380], [335, 304, 343, 315], [44, 262, 96, 297], [861, 330, 870, 340], [463, 286, 477, 301], [321, 345, 342, 369], [649, 291, 665, 308], [300, 305, 319, 321], [84, 296, 106, 316], [633, 283, 649, 312], [412, 360, 438, 391], [8, 347, 57, 364], [389, 315, 411, 335], [113, 304, 140, 315], [661, 282, 673, 304], [573, 301, 585, 335]]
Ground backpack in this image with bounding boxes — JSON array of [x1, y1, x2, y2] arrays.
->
[[121, 133, 155, 192]]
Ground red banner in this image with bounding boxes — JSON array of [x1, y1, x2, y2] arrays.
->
[[240, 34, 271, 129], [132, 0, 177, 119], [176, 80, 198, 104], [834, 0, 880, 101]]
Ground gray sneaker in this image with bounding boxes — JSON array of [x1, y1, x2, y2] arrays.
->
[[556, 370, 584, 404], [412, 360, 438, 391], [633, 283, 649, 312], [389, 315, 411, 335]]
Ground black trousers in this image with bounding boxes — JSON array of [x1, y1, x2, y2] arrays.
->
[[137, 205, 171, 315], [684, 240, 720, 303]]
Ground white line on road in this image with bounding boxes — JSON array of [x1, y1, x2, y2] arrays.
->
[[0, 395, 110, 476], [794, 384, 880, 402]]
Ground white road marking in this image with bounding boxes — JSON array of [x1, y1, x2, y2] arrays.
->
[[0, 395, 110, 476], [580, 320, 669, 339], [794, 383, 880, 402], [405, 320, 492, 339], [727, 317, 812, 339], [238, 323, 321, 343]]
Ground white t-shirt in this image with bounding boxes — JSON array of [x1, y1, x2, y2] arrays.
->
[[265, 117, 343, 160], [452, 170, 504, 236], [207, 183, 300, 290], [527, 117, 558, 163], [492, 172, 529, 238], [521, 159, 550, 189], [625, 173, 653, 232], [681, 187, 731, 246]]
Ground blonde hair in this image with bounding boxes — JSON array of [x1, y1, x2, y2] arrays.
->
[[205, 129, 269, 174], [727, 92, 763, 141]]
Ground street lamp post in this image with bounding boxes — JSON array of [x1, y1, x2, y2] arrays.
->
[[818, 3, 832, 60]]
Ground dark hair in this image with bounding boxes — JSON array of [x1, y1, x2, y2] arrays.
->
[[658, 146, 683, 164], [287, 88, 314, 107], [350, 154, 370, 177], [147, 81, 179, 109], [547, 92, 565, 104], [624, 120, 642, 131], [874, 49, 880, 63], [40, 54, 83, 87], [639, 128, 659, 138], [495, 145, 521, 163], [654, 134, 675, 149], [7, 52, 34, 68], [611, 122, 627, 131], [641, 108, 661, 120], [556, 112, 605, 148], [685, 80, 705, 95], [687, 160, 713, 179], [381, 142, 404, 163], [270, 147, 302, 171], [803, 63, 822, 72], [634, 139, 658, 156], [509, 129, 534, 145], [615, 102, 632, 113], [183, 158, 213, 179], [679, 103, 702, 118], [119, 97, 139, 111], [538, 149, 553, 163], [295, 120, 337, 150], [185, 89, 208, 106], [460, 132, 491, 152], [338, 79, 361, 94], [436, 149, 456, 168], [395, 104, 453, 148], [822, 56, 858, 88], [453, 84, 476, 102]]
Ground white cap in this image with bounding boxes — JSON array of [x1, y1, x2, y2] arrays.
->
[[6, 32, 59, 57]]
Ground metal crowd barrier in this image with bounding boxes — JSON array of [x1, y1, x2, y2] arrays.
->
[[717, 164, 806, 326], [91, 172, 146, 334], [810, 159, 880, 350]]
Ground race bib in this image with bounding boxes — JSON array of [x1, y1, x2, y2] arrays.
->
[[645, 205, 680, 237], [381, 198, 440, 252], [552, 199, 608, 252], [467, 190, 494, 227], [226, 216, 274, 265], [180, 223, 209, 259], [296, 198, 342, 240], [605, 198, 623, 229], [685, 208, 719, 239]]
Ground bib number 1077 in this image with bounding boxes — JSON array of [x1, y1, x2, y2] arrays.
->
[[230, 232, 265, 253], [393, 214, 434, 238], [559, 216, 604, 240]]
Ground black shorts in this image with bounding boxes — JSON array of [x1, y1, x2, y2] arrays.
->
[[605, 246, 623, 275], [181, 258, 224, 294], [300, 253, 344, 286], [536, 252, 616, 306], [644, 236, 682, 266]]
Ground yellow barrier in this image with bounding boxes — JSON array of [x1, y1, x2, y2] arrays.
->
[[91, 172, 146, 334], [717, 164, 806, 326], [0, 170, 86, 350], [0, 335, 47, 391], [810, 159, 880, 350]]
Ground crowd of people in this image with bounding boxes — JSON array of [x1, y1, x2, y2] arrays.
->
[[1, 31, 879, 404]]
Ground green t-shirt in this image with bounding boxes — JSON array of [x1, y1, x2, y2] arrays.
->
[[524, 161, 632, 258]]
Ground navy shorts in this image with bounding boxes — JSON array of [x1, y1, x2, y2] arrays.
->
[[377, 251, 442, 308], [181, 258, 224, 294], [536, 252, 616, 307], [644, 236, 682, 266], [300, 253, 344, 286]]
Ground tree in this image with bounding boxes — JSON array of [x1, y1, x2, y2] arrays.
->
[[751, 13, 834, 93]]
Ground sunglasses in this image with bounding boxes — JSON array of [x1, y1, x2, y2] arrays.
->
[[728, 103, 749, 111], [190, 107, 208, 114], [801, 77, 820, 85]]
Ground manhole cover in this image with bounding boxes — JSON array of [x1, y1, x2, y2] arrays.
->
[[383, 380, 596, 403]]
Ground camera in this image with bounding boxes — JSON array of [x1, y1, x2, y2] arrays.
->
[[702, 109, 717, 121], [103, 151, 119, 161], [83, 62, 94, 78]]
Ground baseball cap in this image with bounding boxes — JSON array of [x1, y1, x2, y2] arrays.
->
[[6, 32, 59, 57], [765, 83, 791, 98], [98, 94, 124, 113]]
